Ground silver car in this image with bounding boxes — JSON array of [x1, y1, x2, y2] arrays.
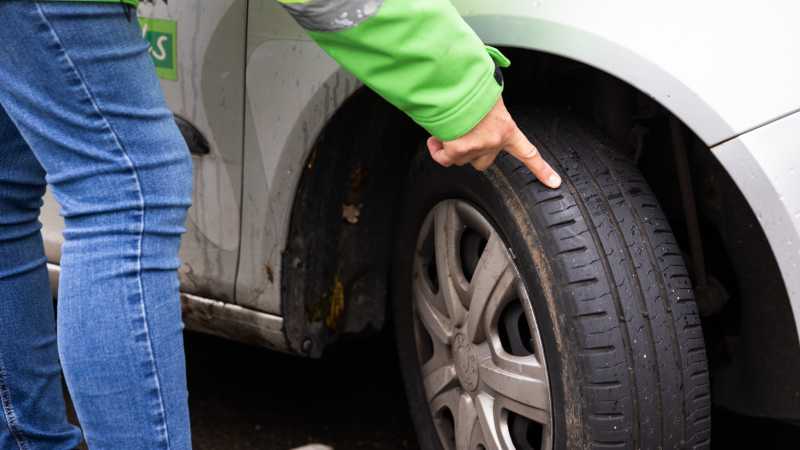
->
[[42, 1, 800, 448]]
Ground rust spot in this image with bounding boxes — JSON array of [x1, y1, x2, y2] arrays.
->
[[264, 264, 274, 284], [305, 274, 346, 330], [342, 203, 362, 224], [325, 276, 345, 330]]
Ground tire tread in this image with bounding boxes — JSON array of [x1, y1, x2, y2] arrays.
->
[[497, 111, 711, 449]]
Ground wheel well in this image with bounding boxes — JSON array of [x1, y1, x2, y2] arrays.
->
[[282, 48, 800, 419], [281, 89, 424, 357]]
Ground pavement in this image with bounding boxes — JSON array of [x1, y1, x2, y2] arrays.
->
[[185, 331, 418, 450], [68, 330, 800, 449]]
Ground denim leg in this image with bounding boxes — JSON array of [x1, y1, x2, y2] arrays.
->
[[0, 2, 192, 449], [0, 106, 82, 450]]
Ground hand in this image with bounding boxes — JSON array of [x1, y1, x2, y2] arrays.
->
[[426, 97, 562, 189]]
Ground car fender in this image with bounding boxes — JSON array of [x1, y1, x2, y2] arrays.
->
[[712, 111, 800, 337], [458, 0, 800, 146]]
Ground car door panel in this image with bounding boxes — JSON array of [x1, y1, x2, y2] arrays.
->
[[42, 0, 247, 303]]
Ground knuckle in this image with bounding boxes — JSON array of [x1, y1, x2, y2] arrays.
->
[[499, 120, 517, 141], [502, 120, 517, 138], [453, 144, 472, 156]]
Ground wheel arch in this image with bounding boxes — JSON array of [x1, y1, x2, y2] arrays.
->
[[280, 88, 424, 356]]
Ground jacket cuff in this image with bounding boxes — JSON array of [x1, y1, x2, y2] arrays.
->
[[417, 46, 511, 141]]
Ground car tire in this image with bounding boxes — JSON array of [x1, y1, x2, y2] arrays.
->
[[391, 109, 711, 450]]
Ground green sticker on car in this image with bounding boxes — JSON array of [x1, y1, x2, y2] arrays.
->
[[139, 17, 177, 81]]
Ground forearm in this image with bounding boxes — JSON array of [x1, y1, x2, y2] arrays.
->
[[276, 0, 509, 141]]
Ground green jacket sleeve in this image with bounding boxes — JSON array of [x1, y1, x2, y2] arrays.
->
[[277, 0, 511, 141]]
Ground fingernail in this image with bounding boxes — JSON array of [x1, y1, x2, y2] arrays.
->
[[547, 173, 562, 188]]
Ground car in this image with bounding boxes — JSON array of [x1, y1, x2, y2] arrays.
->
[[41, 1, 800, 448]]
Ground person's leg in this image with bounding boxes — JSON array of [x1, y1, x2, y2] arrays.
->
[[0, 2, 192, 449], [0, 105, 82, 450]]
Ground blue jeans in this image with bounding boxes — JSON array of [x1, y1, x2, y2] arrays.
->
[[0, 2, 192, 449]]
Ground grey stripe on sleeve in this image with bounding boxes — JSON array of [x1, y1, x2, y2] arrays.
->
[[280, 0, 384, 32]]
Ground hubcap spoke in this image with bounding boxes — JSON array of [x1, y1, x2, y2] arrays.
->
[[424, 364, 459, 402], [475, 393, 503, 450], [430, 388, 461, 450], [479, 355, 549, 422], [465, 234, 514, 344], [486, 339, 548, 382], [495, 395, 551, 434], [434, 202, 468, 326], [421, 337, 452, 373], [454, 393, 479, 450], [414, 275, 453, 346], [431, 385, 461, 413]]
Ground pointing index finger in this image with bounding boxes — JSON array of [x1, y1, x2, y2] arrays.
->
[[505, 127, 562, 189]]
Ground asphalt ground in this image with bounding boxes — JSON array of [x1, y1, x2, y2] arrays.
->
[[183, 332, 800, 449], [184, 332, 417, 450], [69, 330, 800, 449]]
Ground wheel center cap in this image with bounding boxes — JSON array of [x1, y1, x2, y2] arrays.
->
[[453, 333, 479, 392]]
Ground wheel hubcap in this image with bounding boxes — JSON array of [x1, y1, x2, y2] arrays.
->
[[411, 200, 553, 450]]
